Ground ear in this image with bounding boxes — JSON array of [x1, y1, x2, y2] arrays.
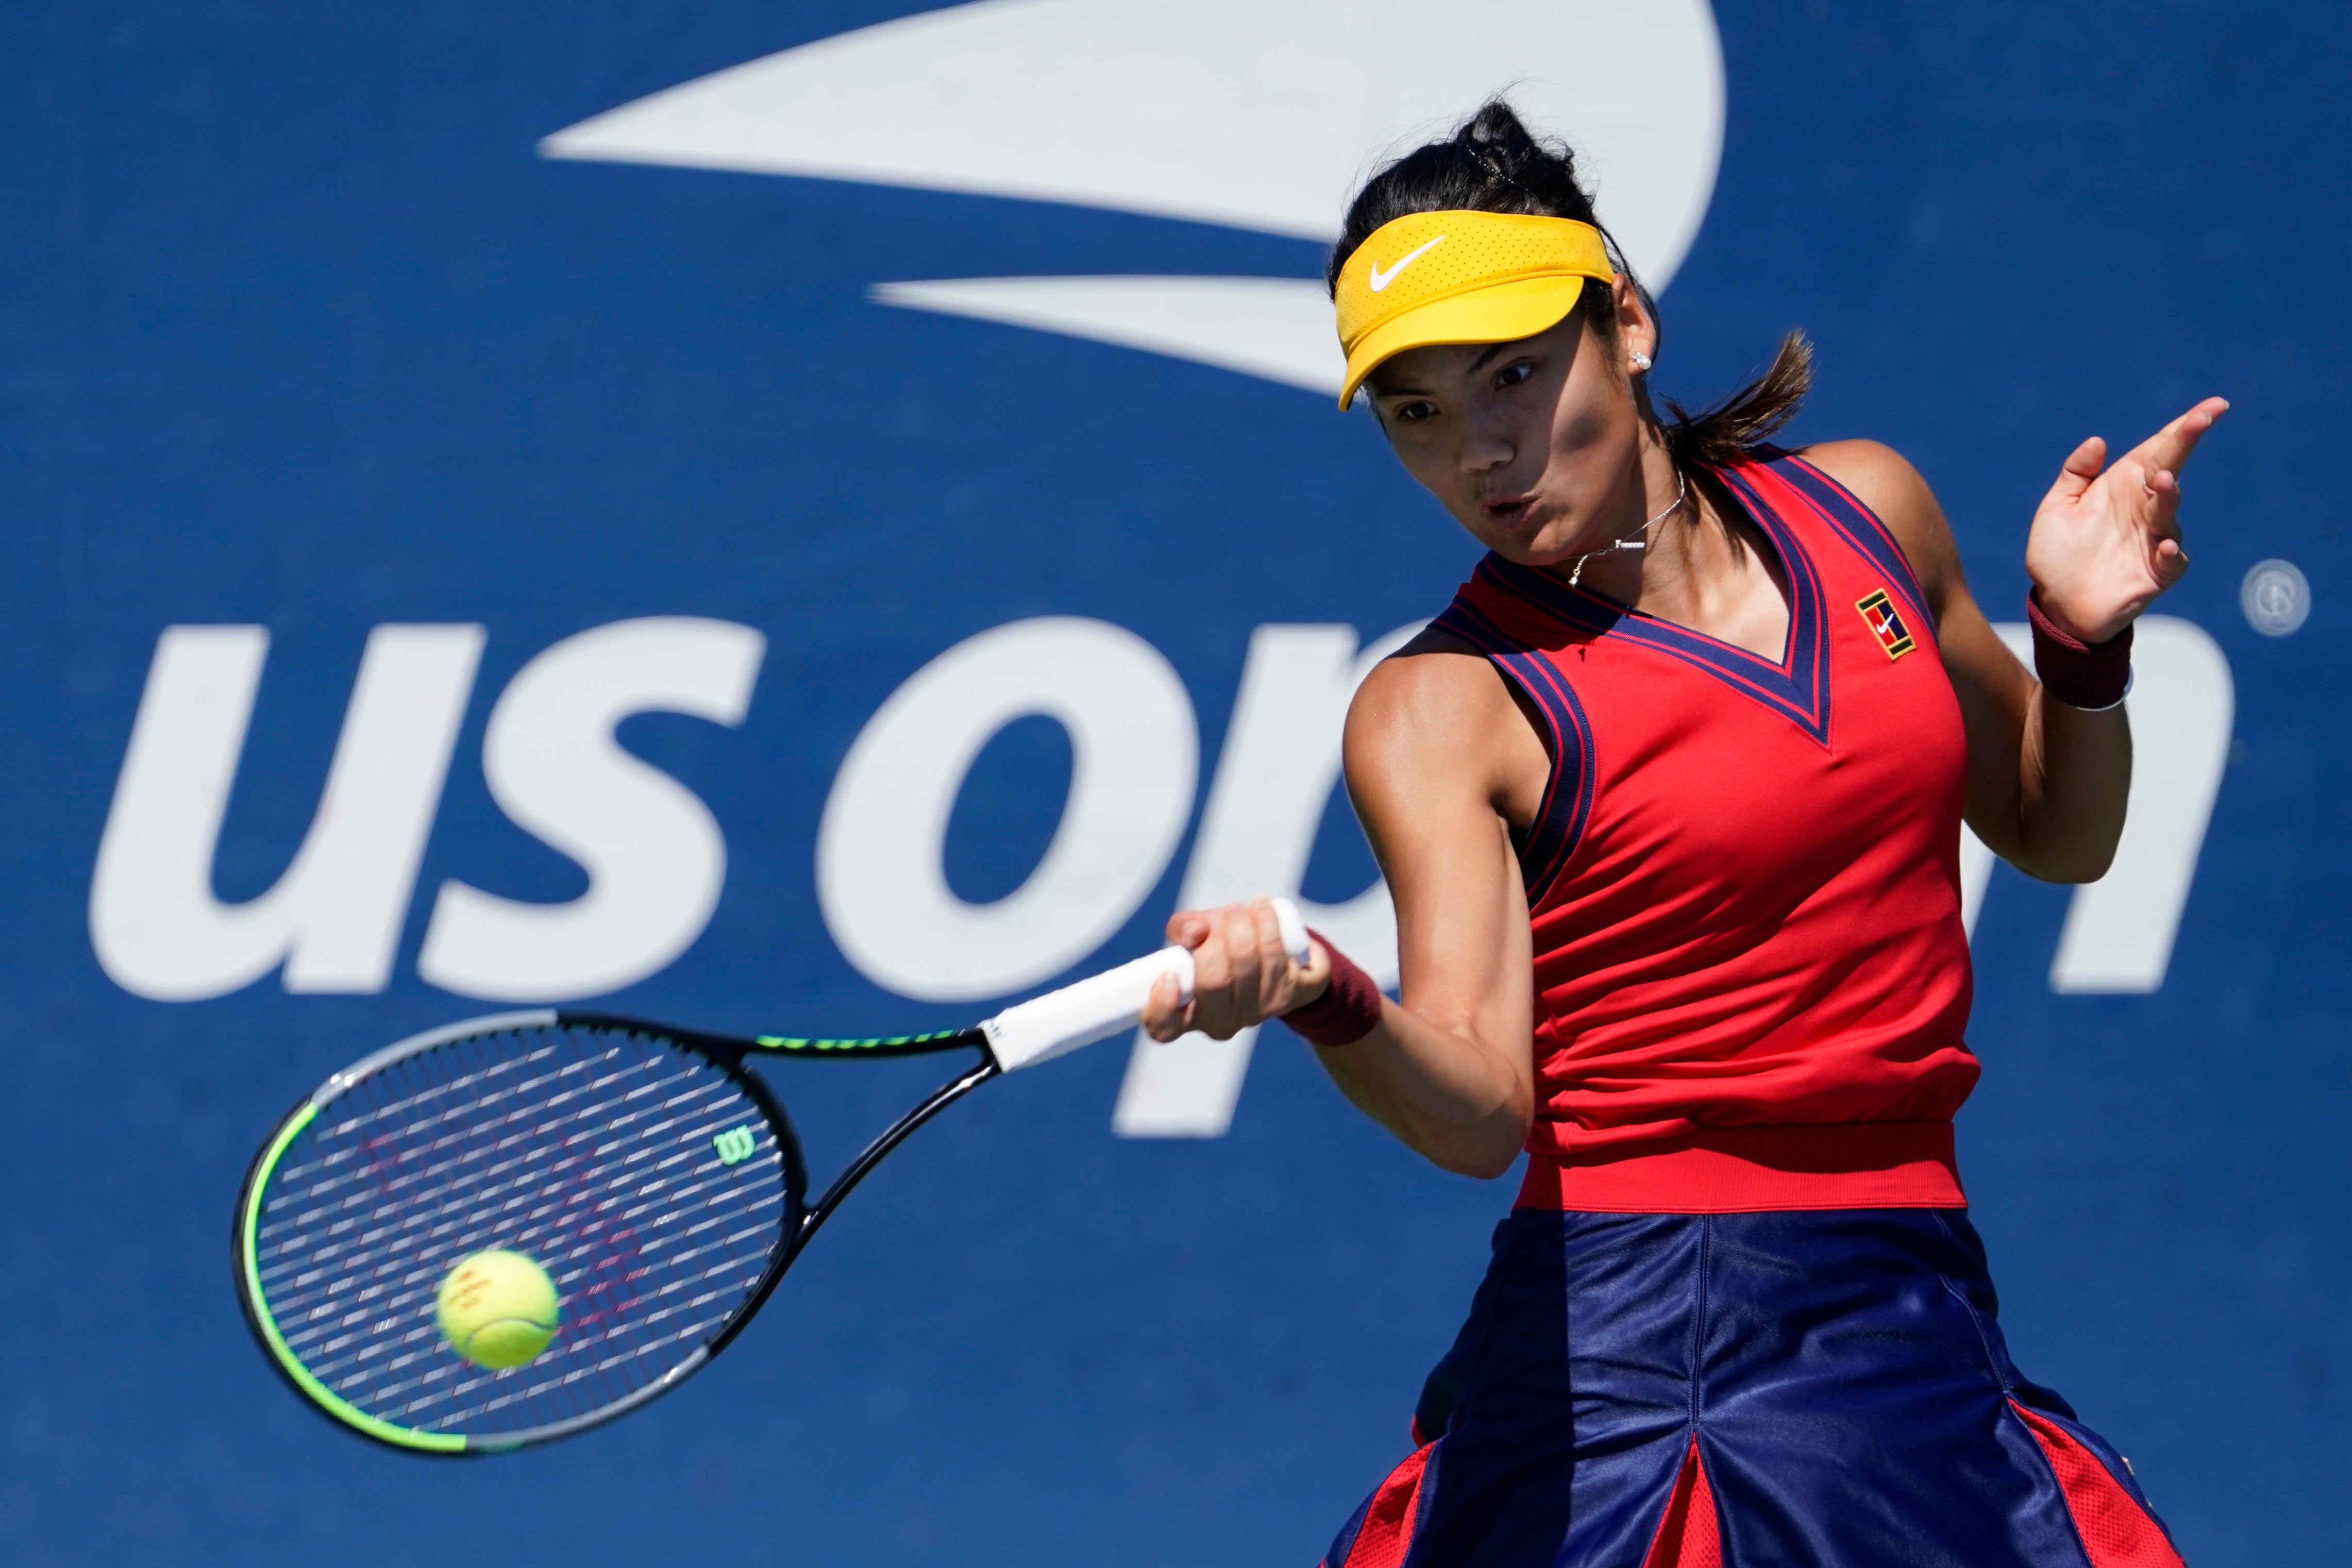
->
[[1611, 275, 1658, 364]]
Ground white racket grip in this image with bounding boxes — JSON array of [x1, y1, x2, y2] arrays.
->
[[982, 946, 1195, 1073], [1269, 896, 1311, 967], [980, 898, 1311, 1073]]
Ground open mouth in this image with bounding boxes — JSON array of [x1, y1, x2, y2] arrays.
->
[[1482, 497, 1534, 529]]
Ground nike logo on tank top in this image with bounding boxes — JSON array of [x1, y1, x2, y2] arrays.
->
[[1432, 447, 1980, 1213]]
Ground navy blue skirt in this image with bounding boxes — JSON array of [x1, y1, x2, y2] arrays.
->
[[1321, 1209, 2183, 1568]]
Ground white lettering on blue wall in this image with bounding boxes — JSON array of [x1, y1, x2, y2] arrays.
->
[[90, 623, 484, 1000], [815, 616, 1197, 1002], [418, 617, 765, 1002]]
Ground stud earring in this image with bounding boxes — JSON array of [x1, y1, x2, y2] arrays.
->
[[1629, 350, 1653, 372]]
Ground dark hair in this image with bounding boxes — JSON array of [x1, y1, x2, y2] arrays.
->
[[1328, 99, 1811, 470]]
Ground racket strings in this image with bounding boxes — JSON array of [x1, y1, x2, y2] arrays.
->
[[251, 1024, 789, 1441], [261, 1048, 716, 1334], [272, 1058, 751, 1285], [293, 1047, 768, 1412], [268, 1036, 782, 1430], [281, 1039, 668, 1212]]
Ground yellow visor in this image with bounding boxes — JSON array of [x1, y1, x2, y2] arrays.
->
[[1333, 210, 1616, 409]]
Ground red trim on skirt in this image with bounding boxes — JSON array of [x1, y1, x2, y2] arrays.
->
[[1641, 1437, 1724, 1568], [2010, 1403, 2185, 1568], [1331, 1442, 1434, 1568]]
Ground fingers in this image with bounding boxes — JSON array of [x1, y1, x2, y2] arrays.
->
[[1219, 902, 1265, 994], [1148, 900, 1321, 1043], [2125, 396, 2229, 477], [2103, 456, 2192, 594], [1248, 897, 1292, 981], [1152, 905, 1234, 1041], [1245, 897, 1330, 1011], [1167, 903, 1251, 1040], [2116, 455, 2188, 546], [1187, 905, 1238, 993], [2051, 435, 2107, 503], [1253, 895, 1332, 1003], [1141, 970, 1191, 1042], [1164, 909, 1214, 948]]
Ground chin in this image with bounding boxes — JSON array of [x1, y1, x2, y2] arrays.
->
[[1499, 521, 1587, 568]]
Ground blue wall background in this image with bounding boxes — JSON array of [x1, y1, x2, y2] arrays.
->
[[2, 2, 2344, 1562]]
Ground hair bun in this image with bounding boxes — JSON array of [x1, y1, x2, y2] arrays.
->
[[1327, 98, 1604, 295]]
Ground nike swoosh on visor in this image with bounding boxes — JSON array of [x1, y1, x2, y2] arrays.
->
[[1367, 234, 1446, 292]]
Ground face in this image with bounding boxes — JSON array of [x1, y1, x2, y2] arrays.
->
[[1366, 277, 1655, 565]]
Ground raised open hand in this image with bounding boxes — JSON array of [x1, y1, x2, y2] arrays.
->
[[2023, 397, 2228, 644]]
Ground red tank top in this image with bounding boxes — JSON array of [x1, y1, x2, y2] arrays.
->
[[1432, 447, 1979, 1212]]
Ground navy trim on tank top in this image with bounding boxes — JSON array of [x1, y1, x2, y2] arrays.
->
[[1430, 596, 1596, 906], [1478, 463, 1835, 746], [1752, 446, 1935, 634]]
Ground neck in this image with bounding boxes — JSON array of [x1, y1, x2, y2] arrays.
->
[[1551, 428, 1691, 605], [1565, 436, 1793, 668]]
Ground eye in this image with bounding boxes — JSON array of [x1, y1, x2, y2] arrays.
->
[[1389, 399, 1440, 425], [1493, 360, 1537, 391]]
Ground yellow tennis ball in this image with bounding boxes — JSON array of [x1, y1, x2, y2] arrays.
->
[[436, 1249, 560, 1370]]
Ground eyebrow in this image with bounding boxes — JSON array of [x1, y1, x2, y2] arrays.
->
[[1371, 342, 1520, 399]]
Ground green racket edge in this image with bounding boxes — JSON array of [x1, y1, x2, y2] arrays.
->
[[749, 1027, 976, 1054], [237, 1008, 979, 1456], [238, 1101, 469, 1453]]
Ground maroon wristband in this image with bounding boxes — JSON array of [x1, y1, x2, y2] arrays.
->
[[1280, 930, 1383, 1048], [2027, 590, 2132, 710]]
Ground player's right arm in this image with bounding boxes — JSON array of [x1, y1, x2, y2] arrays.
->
[[1144, 632, 1541, 1178]]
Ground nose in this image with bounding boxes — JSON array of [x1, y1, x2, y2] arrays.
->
[[1456, 406, 1515, 475]]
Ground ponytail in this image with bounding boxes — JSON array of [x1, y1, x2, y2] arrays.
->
[[1660, 331, 1814, 470], [1333, 98, 1811, 468]]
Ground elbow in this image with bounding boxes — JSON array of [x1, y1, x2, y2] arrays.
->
[[2013, 852, 2112, 886], [2013, 831, 2121, 886], [1432, 1142, 1525, 1182], [2063, 841, 2119, 884], [1993, 804, 2124, 885], [1413, 1096, 1534, 1181]]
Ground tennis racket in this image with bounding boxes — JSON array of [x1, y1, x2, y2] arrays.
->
[[233, 900, 1309, 1456]]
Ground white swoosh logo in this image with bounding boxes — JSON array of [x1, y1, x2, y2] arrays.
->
[[542, 0, 1729, 403], [1367, 234, 1445, 292]]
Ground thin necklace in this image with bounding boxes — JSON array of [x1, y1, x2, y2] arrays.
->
[[1568, 468, 1688, 587]]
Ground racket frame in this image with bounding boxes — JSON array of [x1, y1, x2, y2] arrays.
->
[[232, 1008, 988, 1456]]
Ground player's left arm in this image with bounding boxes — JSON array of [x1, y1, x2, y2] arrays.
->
[[1804, 397, 2226, 883]]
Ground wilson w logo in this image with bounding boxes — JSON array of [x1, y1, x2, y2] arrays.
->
[[711, 1126, 757, 1166]]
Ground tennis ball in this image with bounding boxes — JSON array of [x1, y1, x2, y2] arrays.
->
[[436, 1248, 560, 1370]]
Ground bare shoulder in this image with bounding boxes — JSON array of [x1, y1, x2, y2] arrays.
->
[[1345, 626, 1540, 817], [1349, 627, 1516, 747], [1795, 438, 1963, 605], [1797, 439, 1938, 531]]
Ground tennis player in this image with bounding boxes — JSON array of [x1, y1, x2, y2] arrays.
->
[[1141, 102, 2224, 1567]]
